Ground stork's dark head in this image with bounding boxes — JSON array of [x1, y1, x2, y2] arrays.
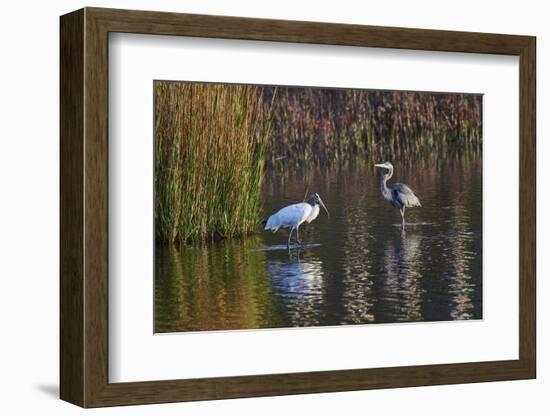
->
[[310, 193, 330, 217]]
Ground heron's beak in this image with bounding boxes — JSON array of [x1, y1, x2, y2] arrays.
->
[[374, 163, 385, 168], [318, 197, 330, 218]]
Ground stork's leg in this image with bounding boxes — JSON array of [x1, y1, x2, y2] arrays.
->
[[400, 207, 406, 229], [296, 225, 302, 245], [287, 227, 294, 247]]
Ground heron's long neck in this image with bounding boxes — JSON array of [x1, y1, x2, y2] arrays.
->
[[380, 169, 393, 199]]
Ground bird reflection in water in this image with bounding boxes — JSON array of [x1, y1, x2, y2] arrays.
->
[[380, 230, 425, 322], [266, 248, 325, 327]]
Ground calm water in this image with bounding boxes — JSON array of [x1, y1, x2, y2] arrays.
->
[[155, 155, 482, 333]]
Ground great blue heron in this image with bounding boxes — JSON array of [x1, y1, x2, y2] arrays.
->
[[264, 192, 329, 247], [374, 161, 421, 229]]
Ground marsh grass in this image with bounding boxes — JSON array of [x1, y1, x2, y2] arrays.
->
[[155, 82, 273, 244], [262, 88, 482, 169]]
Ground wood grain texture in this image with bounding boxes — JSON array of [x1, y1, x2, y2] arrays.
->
[[83, 10, 110, 406], [518, 38, 536, 376], [59, 8, 84, 407], [89, 7, 531, 54], [59, 7, 537, 408]]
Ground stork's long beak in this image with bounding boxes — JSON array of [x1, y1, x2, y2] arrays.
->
[[318, 196, 330, 218], [374, 163, 385, 168]]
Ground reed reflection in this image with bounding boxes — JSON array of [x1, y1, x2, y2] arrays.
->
[[155, 236, 283, 332], [339, 202, 375, 324], [446, 212, 478, 320]]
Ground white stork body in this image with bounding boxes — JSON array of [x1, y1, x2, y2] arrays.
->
[[264, 193, 328, 246], [265, 202, 319, 232]]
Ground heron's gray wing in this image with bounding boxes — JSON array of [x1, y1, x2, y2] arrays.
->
[[390, 183, 422, 208]]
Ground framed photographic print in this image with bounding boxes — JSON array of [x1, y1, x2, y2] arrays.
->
[[60, 7, 536, 408]]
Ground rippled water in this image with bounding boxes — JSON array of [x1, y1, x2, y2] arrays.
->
[[155, 155, 482, 332]]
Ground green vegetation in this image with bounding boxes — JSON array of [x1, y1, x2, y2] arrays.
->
[[154, 82, 273, 244]]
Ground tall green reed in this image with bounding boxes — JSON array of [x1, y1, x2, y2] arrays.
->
[[155, 82, 273, 244]]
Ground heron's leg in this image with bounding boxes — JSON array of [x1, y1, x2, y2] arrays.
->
[[296, 225, 302, 245], [287, 227, 294, 247]]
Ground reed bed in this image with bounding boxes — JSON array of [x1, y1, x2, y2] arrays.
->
[[155, 82, 481, 244], [155, 82, 273, 244], [262, 88, 482, 169]]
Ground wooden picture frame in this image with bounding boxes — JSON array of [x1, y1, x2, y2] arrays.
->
[[60, 7, 536, 408]]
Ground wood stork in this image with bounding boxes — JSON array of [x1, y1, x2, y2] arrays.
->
[[375, 161, 421, 229], [264, 193, 329, 247]]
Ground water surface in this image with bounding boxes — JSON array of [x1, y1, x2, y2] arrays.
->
[[155, 155, 482, 332]]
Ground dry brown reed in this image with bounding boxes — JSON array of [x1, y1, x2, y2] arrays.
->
[[262, 87, 482, 169]]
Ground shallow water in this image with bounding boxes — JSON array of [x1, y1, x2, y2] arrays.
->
[[155, 155, 482, 332]]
